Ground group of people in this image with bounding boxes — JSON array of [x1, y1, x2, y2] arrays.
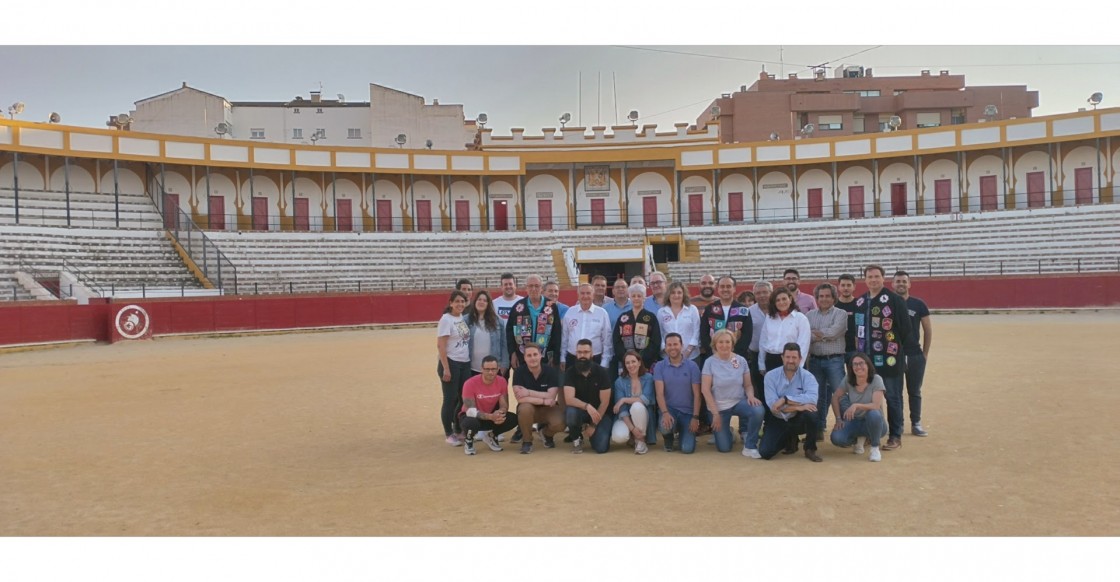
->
[[436, 265, 932, 462]]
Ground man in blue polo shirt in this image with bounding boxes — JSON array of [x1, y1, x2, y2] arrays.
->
[[654, 333, 702, 453], [760, 342, 823, 462]]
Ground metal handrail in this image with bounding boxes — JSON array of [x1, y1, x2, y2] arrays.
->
[[61, 258, 105, 297], [148, 168, 239, 293]]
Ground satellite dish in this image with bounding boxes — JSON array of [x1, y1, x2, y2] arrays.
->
[[48, 112, 61, 123], [983, 105, 998, 119], [425, 139, 433, 149], [627, 110, 639, 123], [116, 113, 131, 125], [215, 122, 230, 136], [888, 115, 902, 129], [710, 105, 720, 118], [1088, 92, 1103, 108], [395, 133, 407, 146], [769, 131, 780, 141], [801, 123, 815, 137]]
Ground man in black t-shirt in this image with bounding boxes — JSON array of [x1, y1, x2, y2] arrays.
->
[[853, 265, 912, 451], [894, 270, 932, 438], [563, 339, 613, 454], [835, 273, 859, 358], [511, 344, 565, 454]]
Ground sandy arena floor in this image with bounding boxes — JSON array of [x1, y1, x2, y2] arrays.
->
[[1, 312, 1119, 536]]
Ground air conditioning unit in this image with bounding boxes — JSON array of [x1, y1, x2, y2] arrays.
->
[[843, 65, 864, 78]]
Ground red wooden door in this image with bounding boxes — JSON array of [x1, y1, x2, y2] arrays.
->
[[493, 200, 508, 231], [1075, 167, 1093, 205], [728, 192, 744, 222], [416, 199, 432, 232], [376, 199, 392, 232], [252, 197, 268, 231], [455, 200, 470, 231], [208, 195, 225, 230], [590, 198, 605, 225], [163, 193, 179, 229], [537, 199, 553, 230], [337, 198, 352, 232], [1027, 171, 1046, 208], [890, 183, 907, 216], [688, 194, 703, 226], [980, 175, 997, 211], [807, 188, 823, 219], [848, 186, 865, 218], [294, 197, 310, 231], [934, 179, 952, 214], [643, 196, 658, 227]]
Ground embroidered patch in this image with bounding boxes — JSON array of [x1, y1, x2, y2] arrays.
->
[[872, 330, 883, 339], [886, 342, 899, 355], [872, 307, 881, 316], [568, 319, 579, 328], [871, 317, 881, 328], [536, 323, 546, 334], [886, 331, 896, 342], [731, 359, 740, 369], [515, 304, 525, 313], [882, 318, 893, 331], [855, 314, 865, 325], [873, 355, 885, 367], [635, 323, 649, 336], [663, 315, 672, 323], [886, 356, 897, 367], [880, 295, 889, 304], [712, 305, 723, 315], [872, 341, 883, 352], [882, 306, 892, 318], [857, 328, 865, 338], [714, 320, 726, 331], [730, 307, 749, 317], [621, 324, 633, 336], [856, 297, 865, 307]]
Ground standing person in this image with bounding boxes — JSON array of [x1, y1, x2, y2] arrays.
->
[[443, 278, 475, 314], [644, 271, 668, 313], [757, 288, 811, 376], [806, 283, 847, 436], [511, 344, 565, 454], [506, 274, 563, 369], [736, 291, 756, 307], [658, 281, 701, 361], [465, 290, 508, 376], [783, 268, 817, 313], [492, 273, 522, 332], [894, 270, 932, 438], [698, 276, 751, 437], [654, 333, 702, 453], [829, 352, 888, 462], [459, 356, 519, 455], [603, 278, 632, 331], [560, 283, 613, 367], [437, 290, 472, 446], [835, 274, 859, 360], [610, 350, 655, 454], [759, 343, 822, 462], [854, 265, 912, 451], [690, 274, 718, 311], [591, 274, 609, 307], [701, 329, 766, 458], [613, 283, 662, 372], [747, 281, 773, 398], [544, 281, 569, 319], [564, 339, 613, 454]]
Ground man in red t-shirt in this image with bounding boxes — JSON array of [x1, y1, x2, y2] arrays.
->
[[460, 356, 519, 455]]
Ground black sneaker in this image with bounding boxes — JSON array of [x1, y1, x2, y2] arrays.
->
[[519, 442, 532, 454], [563, 433, 576, 443], [664, 435, 675, 452], [511, 427, 523, 443], [543, 435, 555, 448]]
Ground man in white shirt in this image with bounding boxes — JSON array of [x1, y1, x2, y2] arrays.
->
[[561, 283, 613, 369], [492, 272, 522, 332]]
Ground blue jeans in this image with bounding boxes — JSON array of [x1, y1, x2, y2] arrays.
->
[[904, 352, 926, 424], [808, 355, 846, 431], [830, 409, 887, 448], [882, 374, 904, 440], [715, 399, 765, 452], [659, 408, 698, 454], [565, 407, 613, 453]]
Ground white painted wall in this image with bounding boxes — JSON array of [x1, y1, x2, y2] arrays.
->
[[449, 180, 479, 231], [1061, 145, 1100, 206], [411, 179, 443, 232], [99, 168, 144, 195], [757, 170, 792, 222], [922, 159, 960, 214], [717, 172, 752, 223], [48, 165, 96, 193], [681, 175, 714, 225], [0, 161, 45, 190], [369, 84, 475, 151], [795, 169, 831, 220], [371, 178, 404, 232], [235, 105, 371, 147], [965, 155, 1003, 212], [241, 175, 282, 231], [1012, 150, 1051, 209], [197, 173, 237, 231], [327, 178, 363, 232], [836, 166, 873, 218], [525, 174, 568, 231], [880, 162, 916, 216], [487, 179, 518, 231], [130, 87, 231, 140], [625, 171, 672, 228]]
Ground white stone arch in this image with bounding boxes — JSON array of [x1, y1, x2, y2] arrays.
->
[[448, 179, 479, 231], [964, 154, 1004, 213], [922, 158, 960, 215], [292, 176, 325, 230], [241, 175, 282, 231], [411, 178, 442, 232], [48, 164, 96, 194], [757, 170, 792, 222], [880, 161, 916, 216], [795, 168, 832, 220], [626, 171, 672, 228], [196, 173, 237, 231], [371, 178, 404, 232], [487, 179, 518, 231], [836, 166, 873, 218], [160, 170, 193, 215], [1111, 147, 1120, 205], [328, 177, 363, 232], [0, 160, 46, 191], [525, 173, 568, 231], [1012, 150, 1052, 209], [1061, 145, 1101, 206], [717, 172, 753, 223], [573, 171, 622, 227], [681, 174, 714, 226], [98, 167, 144, 196]]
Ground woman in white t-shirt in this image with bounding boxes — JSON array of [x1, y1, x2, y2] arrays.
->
[[437, 290, 472, 446], [658, 281, 700, 361]]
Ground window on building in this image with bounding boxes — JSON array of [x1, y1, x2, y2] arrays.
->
[[818, 114, 843, 131], [951, 109, 967, 125], [846, 90, 880, 97], [348, 128, 362, 139], [292, 128, 303, 140], [316, 108, 324, 114], [250, 128, 265, 139], [293, 108, 300, 114], [916, 112, 942, 128], [853, 114, 865, 133]]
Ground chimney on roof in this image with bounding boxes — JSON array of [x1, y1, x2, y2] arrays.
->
[[182, 81, 188, 88], [921, 69, 930, 76], [759, 71, 769, 80], [865, 68, 873, 77], [940, 70, 950, 76], [787, 73, 798, 80], [310, 91, 321, 103], [740, 85, 747, 92], [433, 99, 439, 105]]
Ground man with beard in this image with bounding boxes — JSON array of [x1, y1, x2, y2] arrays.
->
[[460, 356, 518, 455], [492, 273, 522, 332], [690, 274, 717, 311], [783, 268, 817, 313], [853, 265, 912, 451], [893, 270, 932, 438], [835, 274, 859, 359], [759, 343, 822, 462], [563, 339, 613, 454]]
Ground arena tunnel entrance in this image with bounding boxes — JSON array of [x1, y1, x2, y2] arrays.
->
[[573, 245, 648, 286]]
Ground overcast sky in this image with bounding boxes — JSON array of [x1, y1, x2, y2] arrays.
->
[[2, 4, 1117, 136]]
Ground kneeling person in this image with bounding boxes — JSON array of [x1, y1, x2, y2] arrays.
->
[[564, 339, 613, 454], [760, 343, 823, 462], [654, 333, 702, 453], [512, 344, 565, 454], [829, 352, 888, 462], [460, 356, 519, 455]]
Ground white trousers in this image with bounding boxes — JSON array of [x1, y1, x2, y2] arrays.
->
[[611, 401, 649, 443]]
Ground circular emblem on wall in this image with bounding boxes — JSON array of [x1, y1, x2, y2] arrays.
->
[[115, 305, 151, 340]]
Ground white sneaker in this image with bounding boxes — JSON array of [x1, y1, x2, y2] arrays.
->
[[635, 441, 649, 455], [853, 436, 866, 455], [571, 436, 584, 454], [482, 432, 503, 452], [464, 440, 476, 455], [496, 433, 506, 442], [869, 447, 882, 462], [446, 434, 462, 447], [707, 435, 716, 445], [742, 447, 761, 459]]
